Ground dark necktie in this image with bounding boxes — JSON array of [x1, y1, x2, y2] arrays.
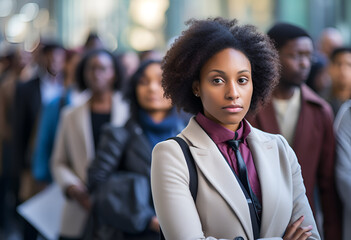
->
[[226, 133, 262, 219]]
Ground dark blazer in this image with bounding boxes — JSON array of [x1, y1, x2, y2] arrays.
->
[[12, 77, 41, 176], [88, 119, 160, 240], [89, 119, 153, 190], [246, 84, 342, 240]]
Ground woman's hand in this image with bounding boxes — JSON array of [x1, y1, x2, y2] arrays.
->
[[149, 216, 160, 233], [283, 216, 313, 240], [66, 185, 91, 211]]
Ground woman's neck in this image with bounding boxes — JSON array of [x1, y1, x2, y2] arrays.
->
[[90, 91, 113, 113]]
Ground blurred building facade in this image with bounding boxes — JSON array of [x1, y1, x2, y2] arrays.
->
[[0, 0, 350, 53]]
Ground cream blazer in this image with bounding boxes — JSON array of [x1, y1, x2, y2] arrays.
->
[[51, 91, 129, 237], [151, 118, 320, 240]]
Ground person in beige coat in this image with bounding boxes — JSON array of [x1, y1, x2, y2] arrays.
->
[[151, 18, 320, 240], [51, 49, 129, 239]]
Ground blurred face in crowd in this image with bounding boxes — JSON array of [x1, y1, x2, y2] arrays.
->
[[45, 48, 66, 76], [193, 48, 253, 132], [329, 52, 351, 90], [85, 52, 115, 94], [279, 37, 313, 87], [136, 63, 172, 114]]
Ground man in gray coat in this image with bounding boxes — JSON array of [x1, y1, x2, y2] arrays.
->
[[334, 100, 351, 240]]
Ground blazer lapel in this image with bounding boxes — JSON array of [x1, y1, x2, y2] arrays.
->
[[247, 128, 280, 237], [292, 85, 318, 154], [182, 118, 253, 239], [76, 102, 95, 162]]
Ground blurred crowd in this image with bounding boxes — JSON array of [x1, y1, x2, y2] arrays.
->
[[0, 32, 175, 240], [0, 23, 350, 240]]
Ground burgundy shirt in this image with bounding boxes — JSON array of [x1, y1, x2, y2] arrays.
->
[[195, 113, 262, 203]]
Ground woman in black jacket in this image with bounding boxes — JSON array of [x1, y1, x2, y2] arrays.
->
[[88, 60, 188, 240]]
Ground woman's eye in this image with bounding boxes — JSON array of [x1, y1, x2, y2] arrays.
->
[[212, 78, 224, 84], [139, 78, 149, 85], [238, 77, 248, 84]]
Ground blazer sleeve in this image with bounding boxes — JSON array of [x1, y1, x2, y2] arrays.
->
[[51, 109, 84, 193], [151, 140, 211, 240], [334, 106, 351, 210], [87, 124, 129, 192]]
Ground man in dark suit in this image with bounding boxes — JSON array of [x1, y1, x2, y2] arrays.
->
[[12, 42, 66, 240], [246, 23, 342, 240]]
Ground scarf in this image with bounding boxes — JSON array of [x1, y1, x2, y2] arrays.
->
[[138, 108, 185, 149]]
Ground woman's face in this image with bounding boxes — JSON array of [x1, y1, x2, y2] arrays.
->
[[193, 48, 253, 132], [85, 53, 115, 94], [136, 63, 172, 113]]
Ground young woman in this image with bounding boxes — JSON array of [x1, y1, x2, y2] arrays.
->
[[51, 49, 129, 240], [88, 60, 188, 240], [151, 18, 320, 240]]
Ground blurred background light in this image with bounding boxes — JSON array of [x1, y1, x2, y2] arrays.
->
[[0, 0, 14, 18], [24, 27, 40, 52], [33, 9, 50, 29], [5, 13, 28, 43], [86, 0, 114, 19], [20, 2, 39, 22], [129, 27, 156, 51], [130, 0, 169, 29], [0, 0, 350, 52]]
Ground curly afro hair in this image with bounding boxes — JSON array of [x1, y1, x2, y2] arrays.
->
[[162, 18, 280, 114]]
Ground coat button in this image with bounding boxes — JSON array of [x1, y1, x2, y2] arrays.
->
[[234, 237, 244, 240]]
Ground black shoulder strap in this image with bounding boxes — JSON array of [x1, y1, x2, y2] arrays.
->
[[160, 137, 198, 240], [168, 137, 198, 201]]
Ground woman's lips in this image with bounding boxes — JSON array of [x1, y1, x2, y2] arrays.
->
[[222, 104, 243, 113]]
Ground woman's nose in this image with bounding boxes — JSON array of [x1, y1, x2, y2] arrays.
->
[[225, 81, 239, 99], [148, 81, 161, 91]]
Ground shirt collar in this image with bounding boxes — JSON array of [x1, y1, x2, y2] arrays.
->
[[195, 112, 251, 144]]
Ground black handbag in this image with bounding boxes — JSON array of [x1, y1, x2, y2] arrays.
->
[[94, 171, 154, 234]]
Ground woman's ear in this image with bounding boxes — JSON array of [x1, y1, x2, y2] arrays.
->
[[192, 81, 200, 97]]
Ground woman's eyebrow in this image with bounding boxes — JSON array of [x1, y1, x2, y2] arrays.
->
[[238, 70, 250, 74], [208, 69, 225, 75], [207, 69, 251, 75]]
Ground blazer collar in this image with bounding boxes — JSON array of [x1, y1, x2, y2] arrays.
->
[[300, 83, 326, 106]]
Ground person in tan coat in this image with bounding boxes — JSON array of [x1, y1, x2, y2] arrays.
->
[[151, 18, 320, 240], [51, 49, 129, 239]]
